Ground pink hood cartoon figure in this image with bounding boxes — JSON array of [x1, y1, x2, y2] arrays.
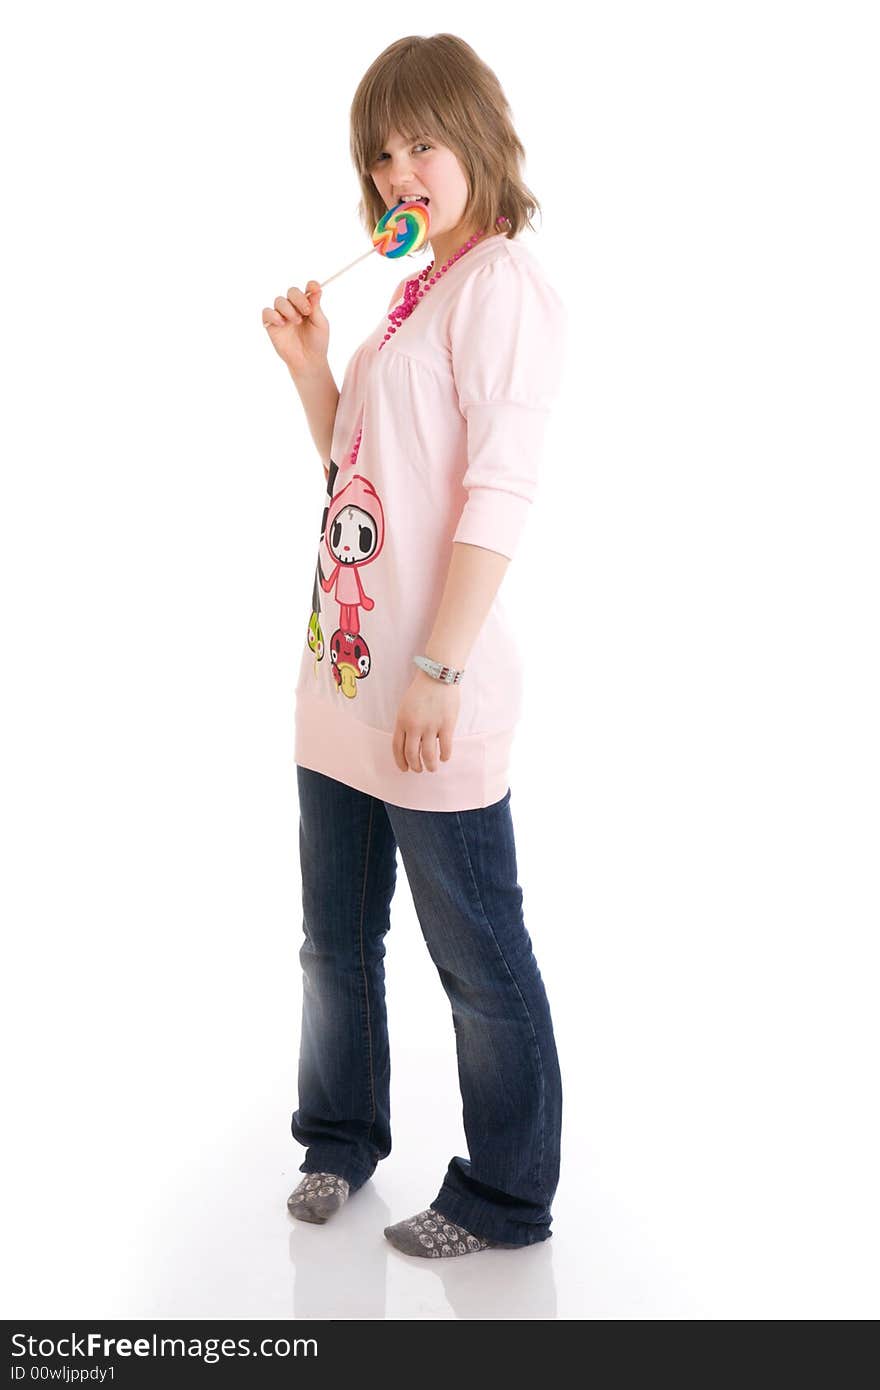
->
[[319, 474, 385, 637]]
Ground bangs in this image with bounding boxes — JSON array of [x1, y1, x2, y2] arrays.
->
[[356, 76, 444, 172]]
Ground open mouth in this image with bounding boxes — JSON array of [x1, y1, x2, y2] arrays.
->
[[396, 195, 430, 206]]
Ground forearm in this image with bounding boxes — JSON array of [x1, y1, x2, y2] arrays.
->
[[289, 360, 339, 475], [425, 542, 510, 670]]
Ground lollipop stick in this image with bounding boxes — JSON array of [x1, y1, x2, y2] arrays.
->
[[319, 249, 375, 288], [318, 204, 430, 287]]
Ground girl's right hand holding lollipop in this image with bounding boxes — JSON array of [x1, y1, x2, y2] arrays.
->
[[262, 280, 329, 379], [262, 200, 431, 376]]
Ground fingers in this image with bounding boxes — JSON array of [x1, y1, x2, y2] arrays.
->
[[261, 286, 314, 329], [275, 293, 305, 325], [392, 725, 422, 773], [392, 725, 409, 773], [420, 733, 439, 773], [286, 286, 314, 320], [391, 727, 446, 773], [402, 728, 423, 773]]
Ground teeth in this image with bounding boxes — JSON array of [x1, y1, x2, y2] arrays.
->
[[397, 195, 429, 204]]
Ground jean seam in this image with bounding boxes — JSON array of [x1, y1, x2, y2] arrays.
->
[[451, 810, 549, 1206], [358, 799, 377, 1137]]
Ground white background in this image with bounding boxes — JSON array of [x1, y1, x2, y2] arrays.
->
[[2, 1, 877, 1320]]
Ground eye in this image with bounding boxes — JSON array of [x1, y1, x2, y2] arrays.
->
[[375, 143, 431, 163]]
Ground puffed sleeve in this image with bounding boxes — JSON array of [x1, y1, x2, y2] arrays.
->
[[448, 252, 567, 559]]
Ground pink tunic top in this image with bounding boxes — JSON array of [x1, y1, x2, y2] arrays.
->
[[294, 232, 567, 811]]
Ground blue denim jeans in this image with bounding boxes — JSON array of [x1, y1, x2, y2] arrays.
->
[[291, 765, 563, 1247]]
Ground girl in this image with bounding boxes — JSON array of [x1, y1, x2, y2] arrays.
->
[[262, 34, 566, 1258]]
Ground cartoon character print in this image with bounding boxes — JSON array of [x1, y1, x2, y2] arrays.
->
[[322, 473, 385, 698], [305, 444, 386, 701], [306, 609, 324, 665], [304, 458, 337, 676]]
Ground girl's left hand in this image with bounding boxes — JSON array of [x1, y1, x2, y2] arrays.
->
[[392, 669, 460, 773]]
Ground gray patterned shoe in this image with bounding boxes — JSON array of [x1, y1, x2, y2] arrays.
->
[[287, 1171, 350, 1224], [383, 1207, 497, 1257]]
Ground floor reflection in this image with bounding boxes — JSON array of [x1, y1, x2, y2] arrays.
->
[[289, 1178, 557, 1320], [290, 1179, 391, 1320], [386, 1238, 557, 1320]]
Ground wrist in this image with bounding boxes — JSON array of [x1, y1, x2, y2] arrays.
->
[[413, 653, 465, 685], [288, 359, 331, 389], [425, 641, 468, 670]]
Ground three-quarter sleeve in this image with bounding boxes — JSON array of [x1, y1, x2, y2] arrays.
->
[[448, 253, 567, 559]]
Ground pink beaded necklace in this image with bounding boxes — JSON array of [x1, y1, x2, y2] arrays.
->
[[346, 215, 508, 468], [377, 214, 509, 352]]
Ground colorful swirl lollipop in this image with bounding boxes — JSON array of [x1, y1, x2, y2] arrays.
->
[[371, 200, 431, 259], [319, 199, 432, 288]]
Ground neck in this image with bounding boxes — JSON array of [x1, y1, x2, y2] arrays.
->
[[428, 222, 504, 268]]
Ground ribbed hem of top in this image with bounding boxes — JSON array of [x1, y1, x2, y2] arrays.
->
[[294, 688, 514, 812]]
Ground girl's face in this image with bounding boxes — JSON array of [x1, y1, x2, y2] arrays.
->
[[370, 129, 497, 266]]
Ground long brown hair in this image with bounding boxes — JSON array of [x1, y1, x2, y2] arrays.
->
[[349, 34, 543, 243]]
